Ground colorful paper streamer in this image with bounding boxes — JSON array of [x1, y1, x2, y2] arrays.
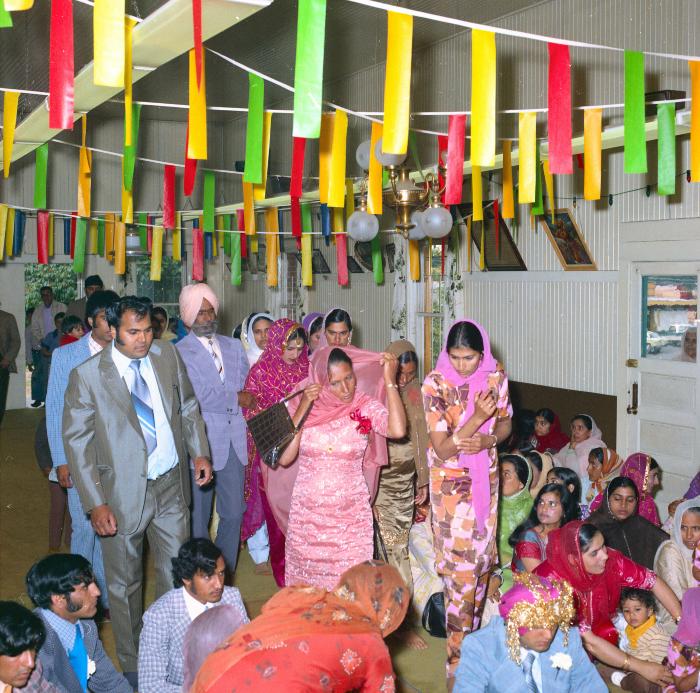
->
[[34, 143, 48, 209], [37, 211, 49, 264], [542, 159, 555, 220], [172, 212, 182, 262], [368, 122, 383, 214], [254, 112, 273, 201], [0, 2, 12, 27], [691, 61, 700, 182], [501, 141, 514, 218], [93, 0, 125, 87], [518, 112, 536, 204], [187, 48, 207, 160], [531, 144, 544, 216], [97, 217, 105, 257], [123, 103, 141, 192], [318, 113, 334, 203], [162, 164, 175, 228], [4, 208, 14, 258], [192, 222, 204, 281], [264, 208, 279, 287], [624, 50, 647, 174], [408, 239, 420, 281], [471, 30, 496, 167], [77, 116, 91, 218], [192, 0, 202, 87], [301, 202, 313, 286], [49, 0, 74, 130], [88, 219, 98, 255], [12, 210, 24, 257], [445, 114, 466, 205], [243, 182, 256, 235], [203, 171, 215, 232], [657, 103, 676, 196], [471, 166, 483, 221], [230, 229, 241, 286], [124, 17, 136, 146], [290, 137, 306, 198], [105, 213, 115, 260], [328, 110, 348, 208], [584, 108, 602, 200], [371, 236, 383, 285], [2, 90, 18, 178], [243, 74, 265, 184], [0, 205, 7, 261], [183, 126, 198, 197], [150, 226, 163, 280], [547, 43, 572, 175], [382, 11, 412, 155], [73, 217, 87, 273], [114, 222, 126, 274], [5, 0, 33, 9]]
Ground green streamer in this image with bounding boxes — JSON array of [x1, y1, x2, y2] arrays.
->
[[230, 233, 242, 285], [203, 171, 216, 231], [657, 103, 676, 196], [243, 74, 265, 183], [123, 103, 141, 191], [97, 217, 105, 256], [223, 214, 232, 256], [33, 143, 48, 209], [73, 218, 87, 273], [624, 51, 647, 174], [0, 1, 13, 28], [292, 0, 327, 138], [371, 236, 384, 285], [531, 143, 544, 215], [138, 212, 148, 250], [301, 202, 313, 233]]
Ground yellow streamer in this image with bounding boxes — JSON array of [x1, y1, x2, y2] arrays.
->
[[584, 107, 602, 200], [5, 208, 14, 258], [472, 166, 483, 221], [345, 178, 355, 218], [543, 159, 555, 221], [187, 49, 207, 160], [105, 213, 115, 260], [301, 234, 312, 286], [332, 207, 344, 234], [0, 205, 7, 262], [471, 30, 496, 167], [121, 179, 133, 224], [78, 116, 92, 218], [150, 226, 163, 280], [216, 214, 224, 248], [264, 208, 279, 287], [690, 62, 700, 182], [173, 213, 182, 261], [4, 0, 33, 9], [48, 213, 54, 257], [328, 110, 348, 208], [479, 223, 485, 271], [114, 222, 126, 274], [502, 141, 514, 218], [243, 182, 256, 235], [518, 112, 536, 204], [88, 219, 98, 255], [3, 90, 19, 178], [253, 112, 273, 201], [382, 11, 412, 155], [368, 122, 383, 215], [408, 239, 420, 281], [318, 113, 334, 204], [94, 0, 125, 87], [124, 18, 136, 145]]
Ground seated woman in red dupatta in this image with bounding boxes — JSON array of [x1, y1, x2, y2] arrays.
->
[[191, 560, 409, 693], [534, 521, 681, 690], [278, 347, 406, 590], [241, 319, 309, 587]]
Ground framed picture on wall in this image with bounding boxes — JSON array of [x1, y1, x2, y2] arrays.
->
[[539, 209, 597, 271]]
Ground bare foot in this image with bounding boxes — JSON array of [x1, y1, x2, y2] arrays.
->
[[394, 629, 428, 650]]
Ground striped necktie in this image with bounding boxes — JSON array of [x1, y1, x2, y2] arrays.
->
[[129, 359, 157, 455], [522, 652, 540, 693], [208, 339, 224, 382]]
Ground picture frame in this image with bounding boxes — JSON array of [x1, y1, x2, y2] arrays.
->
[[539, 209, 597, 271], [293, 248, 332, 274], [354, 241, 384, 272]]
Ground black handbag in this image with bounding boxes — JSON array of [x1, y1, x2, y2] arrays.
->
[[421, 591, 447, 638]]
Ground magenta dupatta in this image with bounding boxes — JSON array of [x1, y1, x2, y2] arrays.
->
[[432, 319, 503, 532], [620, 453, 661, 526]]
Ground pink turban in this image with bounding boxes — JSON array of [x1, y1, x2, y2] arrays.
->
[[178, 283, 220, 327]]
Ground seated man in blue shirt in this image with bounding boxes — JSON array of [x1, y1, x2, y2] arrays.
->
[[25, 555, 132, 693], [455, 573, 607, 693]]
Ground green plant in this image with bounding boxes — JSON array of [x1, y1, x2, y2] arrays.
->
[[24, 264, 78, 311]]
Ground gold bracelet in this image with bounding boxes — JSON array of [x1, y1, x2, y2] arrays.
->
[[386, 382, 398, 389], [622, 655, 630, 671]]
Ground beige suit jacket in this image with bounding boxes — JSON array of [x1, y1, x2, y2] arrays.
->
[[63, 340, 210, 535], [0, 310, 21, 372]]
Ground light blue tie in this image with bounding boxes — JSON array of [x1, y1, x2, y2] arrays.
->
[[68, 624, 88, 693], [522, 652, 540, 693], [129, 359, 157, 455]]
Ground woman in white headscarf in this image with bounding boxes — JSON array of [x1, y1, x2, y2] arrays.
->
[[239, 312, 274, 366], [553, 413, 606, 478]]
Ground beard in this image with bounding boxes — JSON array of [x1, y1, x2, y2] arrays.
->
[[192, 320, 218, 338]]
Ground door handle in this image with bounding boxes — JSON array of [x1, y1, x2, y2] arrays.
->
[[627, 382, 638, 415]]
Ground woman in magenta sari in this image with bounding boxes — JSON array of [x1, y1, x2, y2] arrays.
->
[[241, 319, 309, 586]]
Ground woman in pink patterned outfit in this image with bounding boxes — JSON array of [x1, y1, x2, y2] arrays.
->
[[278, 346, 406, 590]]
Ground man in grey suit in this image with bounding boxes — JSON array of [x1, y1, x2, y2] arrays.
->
[[63, 296, 212, 682], [25, 554, 132, 693], [65, 275, 104, 329], [137, 538, 248, 692], [0, 305, 21, 427], [176, 283, 253, 575]]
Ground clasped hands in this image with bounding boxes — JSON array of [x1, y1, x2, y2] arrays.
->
[[452, 390, 498, 454]]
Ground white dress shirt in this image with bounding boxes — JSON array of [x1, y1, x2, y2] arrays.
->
[[196, 334, 225, 379], [88, 333, 103, 356], [519, 647, 543, 692], [181, 586, 216, 622], [111, 343, 178, 479]]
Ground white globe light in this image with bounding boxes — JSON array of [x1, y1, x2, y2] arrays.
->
[[422, 206, 453, 239], [347, 209, 379, 241], [374, 137, 407, 167], [408, 209, 426, 240], [355, 140, 372, 171]]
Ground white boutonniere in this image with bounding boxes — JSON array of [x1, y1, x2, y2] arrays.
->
[[87, 658, 96, 678], [550, 652, 572, 671]]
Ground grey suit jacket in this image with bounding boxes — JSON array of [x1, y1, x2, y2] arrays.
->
[[176, 332, 249, 469], [63, 340, 210, 535], [0, 309, 21, 372], [137, 586, 248, 693], [34, 611, 133, 693]]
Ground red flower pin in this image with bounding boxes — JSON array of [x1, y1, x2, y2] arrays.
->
[[350, 409, 372, 435]]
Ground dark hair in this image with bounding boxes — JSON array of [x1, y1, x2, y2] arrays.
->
[[535, 408, 556, 424], [171, 539, 223, 588], [60, 315, 83, 335], [327, 347, 353, 371], [309, 316, 323, 336], [510, 483, 575, 547], [620, 588, 656, 612], [286, 326, 307, 346], [548, 466, 582, 506], [500, 454, 530, 487], [84, 275, 104, 289], [26, 554, 95, 609], [85, 290, 120, 322], [324, 309, 352, 332], [105, 295, 153, 329], [251, 315, 272, 330], [508, 409, 537, 453], [0, 602, 45, 656], [39, 286, 53, 294], [649, 457, 660, 471], [588, 447, 605, 465], [54, 312, 66, 323], [232, 323, 243, 339], [152, 306, 168, 321], [445, 321, 484, 353], [571, 414, 593, 430], [398, 350, 418, 367], [578, 523, 603, 553], [526, 451, 543, 473], [683, 506, 700, 518], [606, 476, 638, 508]]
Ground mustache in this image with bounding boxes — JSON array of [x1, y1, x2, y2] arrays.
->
[[191, 320, 219, 337]]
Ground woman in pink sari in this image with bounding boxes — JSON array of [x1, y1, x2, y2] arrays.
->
[[621, 453, 662, 526], [277, 346, 407, 590], [241, 319, 309, 586]]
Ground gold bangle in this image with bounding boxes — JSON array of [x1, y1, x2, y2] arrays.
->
[[622, 655, 630, 672], [386, 382, 398, 389]]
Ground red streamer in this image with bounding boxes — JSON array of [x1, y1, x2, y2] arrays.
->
[[69, 214, 77, 258], [290, 137, 306, 198], [437, 134, 448, 202], [236, 210, 248, 258], [336, 233, 348, 286], [183, 126, 198, 197], [493, 198, 500, 256], [445, 115, 466, 204], [576, 153, 584, 170], [49, 0, 74, 130], [547, 43, 572, 174], [290, 197, 302, 250], [192, 225, 204, 280], [37, 211, 49, 265], [192, 0, 202, 88], [162, 165, 175, 229]]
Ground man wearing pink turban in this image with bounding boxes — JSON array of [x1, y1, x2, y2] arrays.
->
[[454, 573, 606, 693], [176, 283, 255, 576]]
